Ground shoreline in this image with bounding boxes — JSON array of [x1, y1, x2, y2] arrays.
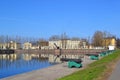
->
[[2, 57, 95, 80]]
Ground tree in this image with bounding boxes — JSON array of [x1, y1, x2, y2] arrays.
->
[[61, 33, 69, 49], [116, 38, 120, 48], [49, 35, 60, 41], [71, 37, 80, 40], [92, 30, 115, 48], [92, 31, 104, 47], [0, 35, 5, 43]]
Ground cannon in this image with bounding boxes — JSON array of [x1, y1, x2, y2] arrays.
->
[[90, 55, 99, 60], [54, 43, 60, 49], [86, 54, 99, 60], [99, 52, 107, 57], [60, 58, 82, 68]]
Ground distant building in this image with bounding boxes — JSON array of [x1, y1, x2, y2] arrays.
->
[[31, 42, 39, 49], [49, 40, 87, 49], [49, 40, 61, 49], [39, 41, 49, 49], [23, 42, 39, 50], [23, 42, 32, 49], [8, 41, 21, 49], [88, 44, 94, 49], [102, 37, 116, 48], [0, 41, 21, 50], [0, 43, 7, 49]]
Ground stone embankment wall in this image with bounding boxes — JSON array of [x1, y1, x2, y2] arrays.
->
[[15, 49, 107, 55], [15, 49, 107, 63], [15, 49, 54, 54]]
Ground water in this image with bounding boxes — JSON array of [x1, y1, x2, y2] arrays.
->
[[0, 53, 55, 79]]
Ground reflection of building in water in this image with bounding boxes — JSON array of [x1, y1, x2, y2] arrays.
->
[[0, 54, 17, 62], [48, 54, 84, 63], [0, 53, 49, 62], [22, 54, 40, 61], [22, 54, 32, 61], [31, 54, 39, 58], [0, 53, 50, 73], [8, 54, 17, 62]]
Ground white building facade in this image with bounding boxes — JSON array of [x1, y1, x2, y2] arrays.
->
[[23, 42, 39, 50], [49, 40, 86, 49], [23, 42, 32, 49], [0, 41, 21, 50]]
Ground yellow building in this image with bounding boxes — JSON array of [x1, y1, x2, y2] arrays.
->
[[102, 37, 116, 48]]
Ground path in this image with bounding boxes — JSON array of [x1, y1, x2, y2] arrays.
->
[[108, 60, 120, 80]]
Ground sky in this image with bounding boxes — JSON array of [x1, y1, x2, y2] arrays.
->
[[0, 0, 120, 39]]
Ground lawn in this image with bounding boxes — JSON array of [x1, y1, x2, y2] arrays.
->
[[58, 50, 120, 80]]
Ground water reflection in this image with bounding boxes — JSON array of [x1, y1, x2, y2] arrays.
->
[[0, 53, 54, 79]]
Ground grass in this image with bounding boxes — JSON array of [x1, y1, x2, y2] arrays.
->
[[58, 50, 120, 80]]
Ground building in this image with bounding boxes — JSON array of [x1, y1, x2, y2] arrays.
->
[[8, 41, 21, 49], [0, 43, 7, 49], [0, 41, 21, 50], [31, 42, 39, 49], [102, 37, 116, 48], [49, 40, 62, 49], [49, 40, 87, 49], [23, 42, 32, 49], [23, 42, 39, 50], [39, 41, 49, 49]]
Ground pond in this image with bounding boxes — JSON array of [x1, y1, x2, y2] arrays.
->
[[0, 53, 55, 79]]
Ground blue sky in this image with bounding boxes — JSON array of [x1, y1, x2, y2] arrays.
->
[[0, 0, 120, 39]]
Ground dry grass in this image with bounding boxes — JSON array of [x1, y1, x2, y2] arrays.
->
[[96, 61, 116, 80], [58, 50, 120, 80], [96, 54, 120, 80]]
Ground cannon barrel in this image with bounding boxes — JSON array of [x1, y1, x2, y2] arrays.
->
[[60, 58, 82, 63], [54, 43, 60, 49]]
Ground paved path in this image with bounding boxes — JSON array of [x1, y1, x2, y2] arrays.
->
[[108, 60, 120, 80], [1, 58, 94, 80]]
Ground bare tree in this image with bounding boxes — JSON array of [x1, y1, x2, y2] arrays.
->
[[71, 37, 80, 40], [49, 35, 60, 41], [61, 33, 69, 49], [92, 30, 115, 48], [38, 38, 47, 42], [14, 36, 22, 43], [92, 31, 104, 47], [0, 35, 5, 43], [116, 38, 120, 48]]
